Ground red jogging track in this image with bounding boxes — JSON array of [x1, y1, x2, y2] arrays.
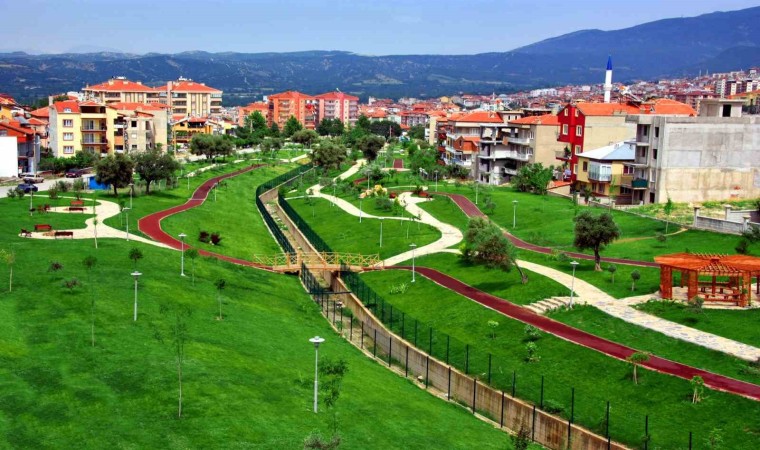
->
[[137, 164, 274, 272], [137, 166, 760, 400]]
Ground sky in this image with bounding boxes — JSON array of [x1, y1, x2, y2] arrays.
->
[[2, 0, 759, 55]]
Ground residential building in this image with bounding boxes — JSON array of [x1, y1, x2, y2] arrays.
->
[[171, 117, 225, 146], [28, 107, 50, 148], [0, 95, 18, 120], [442, 111, 505, 176], [315, 92, 359, 125], [729, 89, 760, 114], [109, 102, 169, 153], [493, 114, 562, 183], [155, 78, 223, 117], [237, 102, 269, 127], [0, 119, 40, 175], [575, 141, 635, 200], [623, 98, 760, 204], [83, 77, 160, 104], [49, 101, 117, 158], [267, 91, 318, 129]]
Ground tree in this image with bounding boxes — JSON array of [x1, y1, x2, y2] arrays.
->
[[269, 122, 281, 137], [317, 118, 344, 136], [460, 217, 527, 283], [291, 129, 319, 148], [355, 115, 370, 133], [607, 264, 617, 284], [282, 116, 303, 138], [663, 196, 674, 234], [83, 256, 98, 347], [630, 269, 641, 291], [245, 111, 267, 134], [408, 124, 426, 141], [357, 135, 385, 161], [95, 153, 135, 196], [511, 163, 554, 195], [691, 375, 705, 403], [487, 320, 499, 339], [0, 248, 16, 292], [626, 351, 650, 385], [190, 134, 233, 162], [133, 150, 180, 194], [573, 211, 620, 271], [185, 249, 199, 285], [154, 303, 191, 418], [129, 247, 144, 270], [214, 278, 226, 320], [311, 139, 348, 170]]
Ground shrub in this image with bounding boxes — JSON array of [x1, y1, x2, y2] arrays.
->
[[47, 185, 59, 199], [389, 283, 409, 294], [15, 187, 25, 198], [199, 231, 210, 243], [512, 423, 531, 450], [525, 342, 540, 363], [56, 180, 71, 192], [48, 261, 64, 272], [6, 188, 17, 199], [62, 278, 80, 291], [524, 325, 541, 341], [210, 232, 223, 245], [375, 196, 393, 212], [736, 238, 750, 254]]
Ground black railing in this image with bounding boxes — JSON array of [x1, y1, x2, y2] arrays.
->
[[255, 164, 312, 255]]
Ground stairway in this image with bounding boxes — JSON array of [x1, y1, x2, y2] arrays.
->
[[524, 296, 576, 315]]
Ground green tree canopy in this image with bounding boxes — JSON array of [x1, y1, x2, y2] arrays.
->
[[269, 122, 281, 137], [190, 134, 233, 161], [133, 150, 181, 194], [511, 163, 554, 195], [355, 115, 370, 132], [311, 139, 348, 170], [291, 129, 319, 148], [573, 211, 620, 271], [356, 135, 385, 161], [369, 120, 402, 139], [460, 217, 527, 283], [283, 116, 303, 138], [245, 111, 268, 133], [408, 124, 426, 140], [95, 153, 135, 196], [317, 118, 345, 136]]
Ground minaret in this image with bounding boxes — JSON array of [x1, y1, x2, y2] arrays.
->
[[604, 55, 613, 103]]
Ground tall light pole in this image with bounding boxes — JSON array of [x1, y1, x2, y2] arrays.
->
[[475, 183, 479, 205], [187, 174, 190, 190], [434, 170, 439, 192], [179, 233, 187, 277], [29, 188, 34, 216], [379, 218, 384, 248], [131, 271, 142, 321], [123, 207, 131, 241], [128, 182, 134, 209], [512, 200, 518, 228], [570, 261, 579, 308], [309, 336, 325, 413], [214, 183, 218, 202], [365, 167, 371, 192], [358, 196, 363, 223], [410, 243, 417, 283]]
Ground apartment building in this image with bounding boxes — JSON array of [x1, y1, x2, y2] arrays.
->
[[49, 101, 116, 157], [0, 119, 40, 175], [237, 102, 269, 126], [442, 111, 506, 177], [171, 117, 225, 146], [155, 78, 223, 117], [109, 103, 169, 153], [267, 91, 319, 129], [83, 77, 160, 104], [623, 98, 760, 204], [315, 92, 359, 125], [575, 141, 635, 200]]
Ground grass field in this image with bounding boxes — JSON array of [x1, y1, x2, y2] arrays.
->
[[358, 269, 760, 450], [417, 195, 471, 233], [286, 196, 441, 259], [0, 178, 521, 449]]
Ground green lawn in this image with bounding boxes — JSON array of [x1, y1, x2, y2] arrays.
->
[[358, 269, 760, 450], [0, 192, 518, 449], [417, 195, 471, 233], [547, 304, 760, 383], [399, 252, 567, 306], [161, 165, 293, 259], [286, 196, 441, 259], [636, 300, 760, 349]]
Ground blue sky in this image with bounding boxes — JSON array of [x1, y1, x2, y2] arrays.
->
[[4, 0, 758, 55]]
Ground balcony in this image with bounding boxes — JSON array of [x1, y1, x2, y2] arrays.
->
[[503, 167, 518, 176], [507, 136, 532, 145], [555, 150, 572, 160], [81, 126, 107, 132], [621, 174, 648, 189]]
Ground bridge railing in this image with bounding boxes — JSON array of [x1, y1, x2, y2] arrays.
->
[[255, 164, 313, 255]]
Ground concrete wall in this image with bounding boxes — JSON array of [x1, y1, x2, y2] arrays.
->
[[582, 116, 634, 153], [533, 124, 563, 168]]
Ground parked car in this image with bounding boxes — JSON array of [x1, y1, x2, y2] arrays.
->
[[17, 183, 39, 193], [65, 168, 85, 178], [20, 172, 44, 184]]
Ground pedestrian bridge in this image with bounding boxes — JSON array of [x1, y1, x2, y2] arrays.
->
[[251, 252, 383, 273]]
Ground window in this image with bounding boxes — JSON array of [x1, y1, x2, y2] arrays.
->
[[722, 104, 731, 117], [131, 145, 137, 150], [63, 108, 71, 113], [575, 145, 581, 154], [574, 109, 579, 117], [131, 133, 137, 139], [63, 132, 74, 141], [131, 121, 137, 128], [576, 125, 583, 136], [653, 149, 658, 160], [63, 146, 74, 154], [582, 161, 588, 172], [562, 124, 568, 135], [63, 119, 73, 127], [654, 127, 660, 138], [564, 108, 568, 116], [623, 165, 634, 175]]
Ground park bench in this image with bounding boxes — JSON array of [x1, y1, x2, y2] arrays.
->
[[44, 204, 51, 211], [69, 206, 85, 213], [70, 200, 85, 207], [34, 224, 52, 232], [19, 229, 32, 237], [54, 231, 74, 239]]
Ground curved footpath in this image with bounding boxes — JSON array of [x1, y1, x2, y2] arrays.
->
[[435, 192, 659, 268], [138, 164, 274, 271], [395, 265, 760, 401]]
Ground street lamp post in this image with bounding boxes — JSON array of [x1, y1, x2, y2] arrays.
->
[[179, 233, 187, 277], [187, 174, 190, 190], [309, 336, 325, 413], [570, 261, 579, 308], [512, 200, 518, 228], [379, 218, 384, 248], [358, 196, 363, 223], [29, 188, 34, 216], [475, 183, 479, 205], [214, 183, 218, 202], [128, 182, 134, 209], [123, 207, 131, 241], [410, 243, 417, 283], [435, 170, 439, 192], [131, 271, 142, 321]]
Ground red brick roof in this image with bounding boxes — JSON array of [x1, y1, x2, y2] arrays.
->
[[53, 101, 81, 114], [509, 114, 559, 125], [85, 79, 157, 92], [454, 111, 504, 123]]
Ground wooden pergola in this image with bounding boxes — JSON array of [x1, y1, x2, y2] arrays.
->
[[654, 253, 760, 307]]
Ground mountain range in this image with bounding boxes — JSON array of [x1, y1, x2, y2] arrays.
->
[[1, 6, 758, 105]]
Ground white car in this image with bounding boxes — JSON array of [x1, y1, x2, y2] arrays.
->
[[19, 173, 44, 184]]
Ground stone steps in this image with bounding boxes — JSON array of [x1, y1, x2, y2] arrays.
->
[[525, 296, 576, 315]]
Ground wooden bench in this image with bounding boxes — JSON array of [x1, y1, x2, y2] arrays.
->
[[20, 228, 32, 237], [70, 200, 85, 207], [34, 224, 52, 232], [54, 231, 74, 239], [69, 206, 85, 213]]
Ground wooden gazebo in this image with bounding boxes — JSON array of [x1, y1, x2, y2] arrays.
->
[[654, 253, 760, 307]]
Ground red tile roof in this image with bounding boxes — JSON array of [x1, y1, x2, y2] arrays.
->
[[574, 99, 695, 117], [509, 114, 559, 125], [315, 92, 359, 101], [53, 101, 81, 114], [108, 102, 168, 111], [85, 79, 157, 93], [454, 111, 504, 123], [575, 103, 641, 116], [269, 90, 315, 100], [29, 107, 50, 118], [154, 80, 221, 93]]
